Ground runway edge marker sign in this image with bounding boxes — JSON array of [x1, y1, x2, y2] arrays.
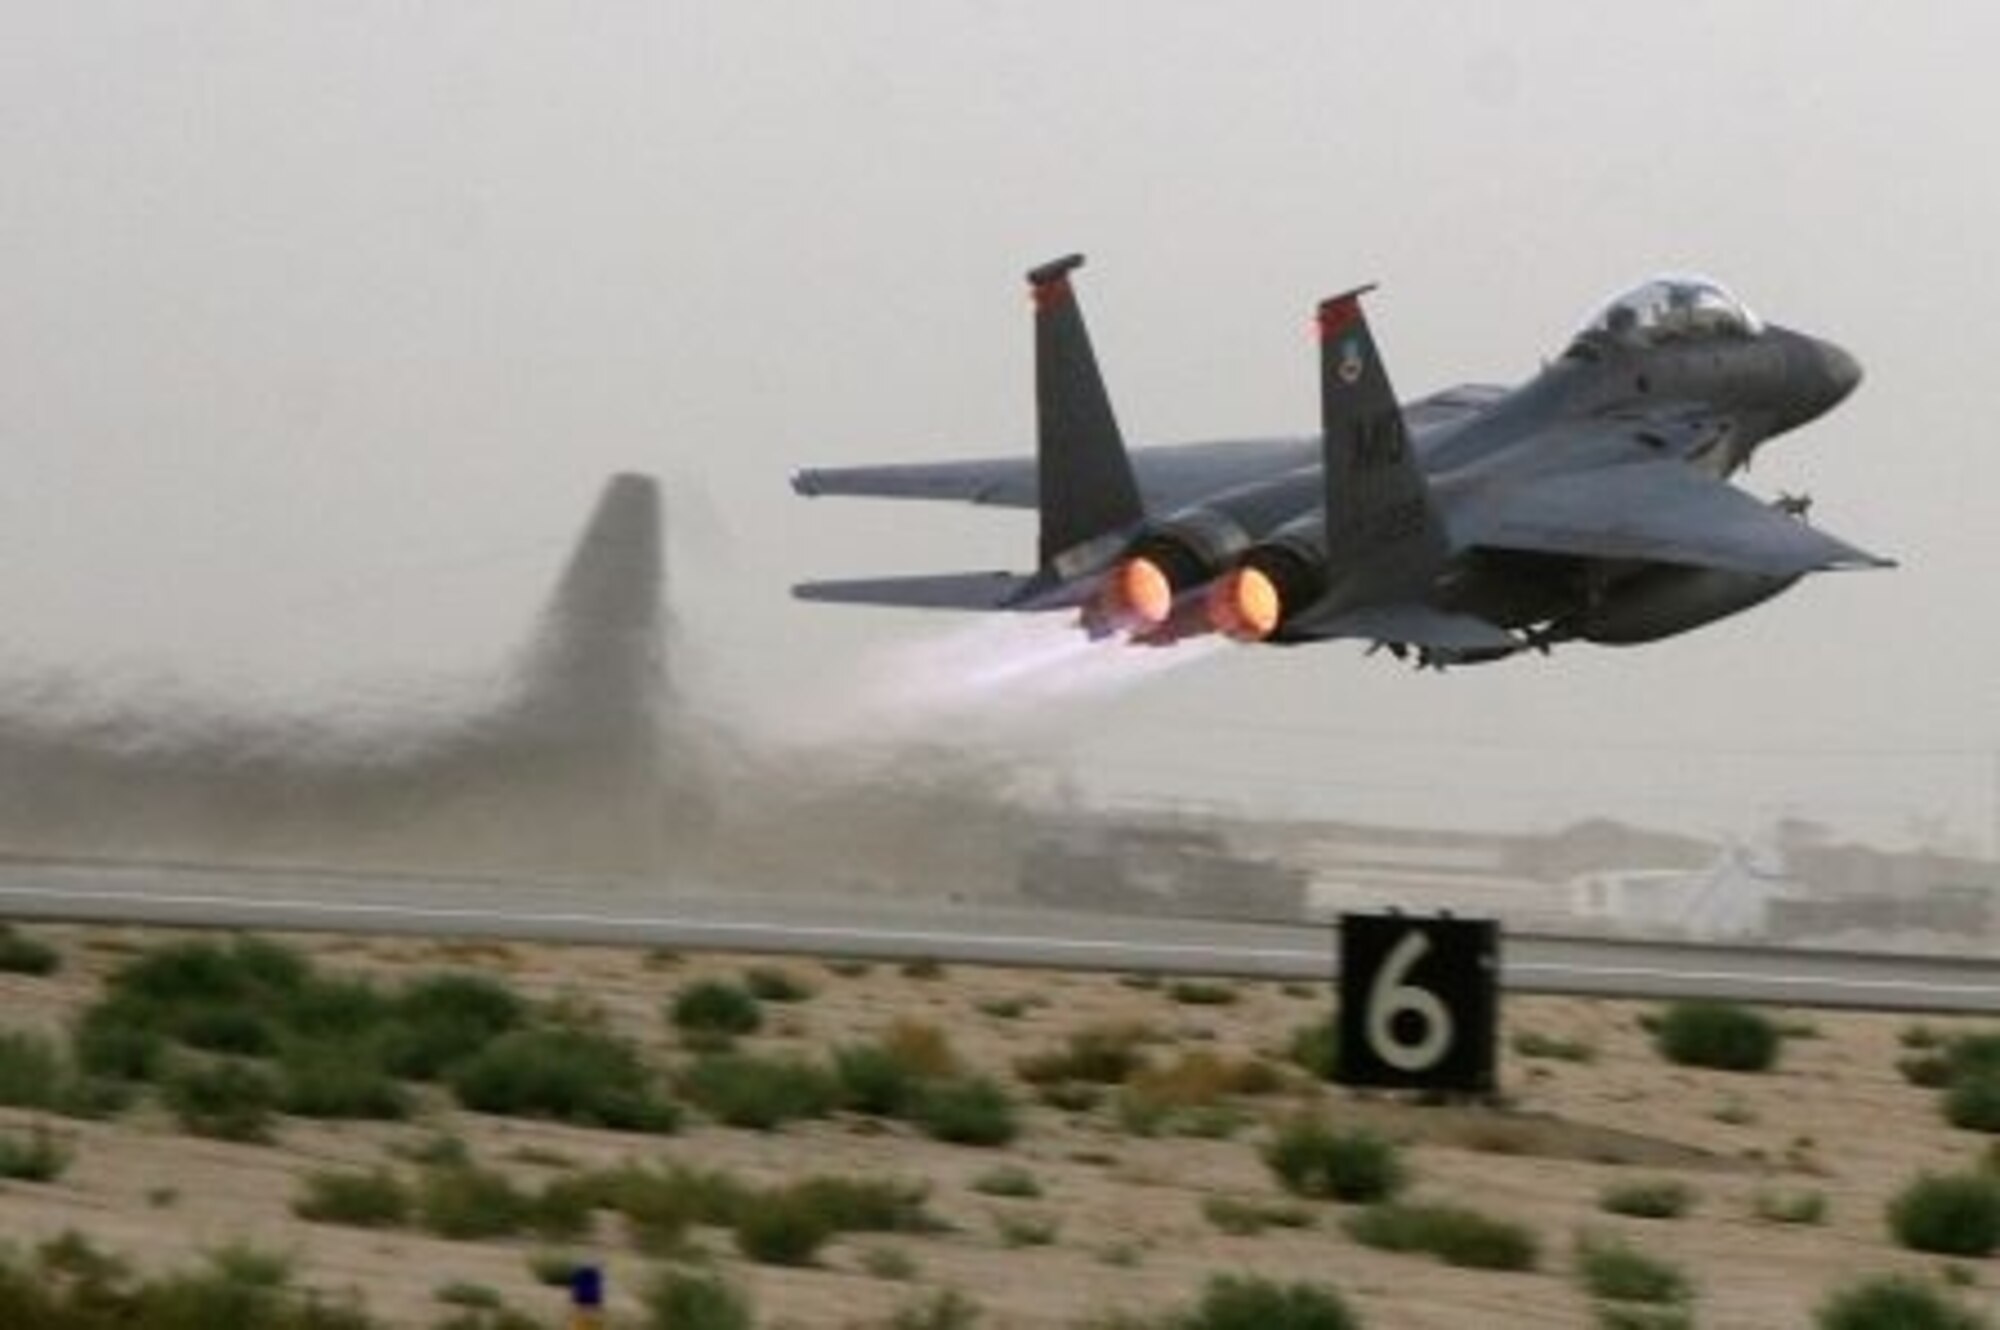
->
[[1336, 913, 1499, 1094]]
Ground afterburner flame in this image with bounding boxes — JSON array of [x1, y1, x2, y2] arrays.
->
[[1111, 557, 1175, 627], [1209, 567, 1282, 641]]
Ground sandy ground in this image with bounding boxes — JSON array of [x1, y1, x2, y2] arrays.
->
[[0, 922, 1996, 1329]]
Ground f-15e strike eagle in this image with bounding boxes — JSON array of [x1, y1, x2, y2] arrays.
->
[[792, 256, 1888, 666]]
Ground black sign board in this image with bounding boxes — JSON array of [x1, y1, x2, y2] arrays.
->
[[1336, 913, 1499, 1093]]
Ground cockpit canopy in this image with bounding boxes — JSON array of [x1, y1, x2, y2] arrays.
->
[[1571, 275, 1764, 352]]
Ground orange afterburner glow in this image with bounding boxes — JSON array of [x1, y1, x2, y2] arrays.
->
[[1111, 557, 1175, 627], [1209, 567, 1282, 641]]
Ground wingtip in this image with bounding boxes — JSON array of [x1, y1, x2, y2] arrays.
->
[[789, 469, 823, 498]]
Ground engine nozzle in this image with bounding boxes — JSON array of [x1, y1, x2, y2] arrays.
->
[[1206, 546, 1323, 642]]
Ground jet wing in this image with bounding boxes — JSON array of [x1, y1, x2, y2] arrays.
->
[[790, 384, 1507, 513], [1451, 460, 1891, 577], [791, 570, 1083, 612], [1287, 601, 1518, 650]]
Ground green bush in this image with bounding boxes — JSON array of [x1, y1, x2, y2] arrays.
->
[[914, 1077, 1019, 1146], [0, 1124, 72, 1182], [528, 1174, 601, 1243], [643, 1268, 753, 1330], [73, 1009, 169, 1082], [276, 1042, 411, 1120], [1344, 1202, 1539, 1271], [670, 980, 763, 1038], [0, 1031, 67, 1108], [735, 1191, 832, 1266], [293, 1167, 412, 1228], [1263, 1118, 1406, 1202], [1167, 980, 1239, 1006], [381, 972, 525, 1080], [1817, 1273, 1991, 1330], [448, 1028, 677, 1131], [0, 926, 59, 976], [1753, 1187, 1828, 1225], [971, 1166, 1041, 1199], [743, 966, 814, 1002], [1287, 1018, 1339, 1081], [164, 1059, 279, 1142], [1016, 1024, 1151, 1086], [1653, 1000, 1780, 1072], [1576, 1235, 1691, 1304], [1174, 1273, 1361, 1330], [1946, 1071, 2000, 1132], [680, 1053, 839, 1130], [1512, 1031, 1596, 1063], [1201, 1195, 1314, 1235], [889, 1288, 983, 1330], [419, 1165, 531, 1240], [836, 1042, 923, 1117], [1599, 1179, 1694, 1220], [1889, 1171, 2000, 1256]]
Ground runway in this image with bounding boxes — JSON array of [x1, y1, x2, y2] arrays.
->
[[1, 857, 1997, 1013]]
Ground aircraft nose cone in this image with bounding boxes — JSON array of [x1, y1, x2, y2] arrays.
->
[[1817, 339, 1862, 406]]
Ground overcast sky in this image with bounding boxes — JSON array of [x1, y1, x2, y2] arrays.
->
[[3, 4, 1995, 851]]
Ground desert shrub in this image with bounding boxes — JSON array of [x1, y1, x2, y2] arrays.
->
[[164, 1059, 279, 1142], [381, 972, 525, 1079], [993, 1211, 1059, 1247], [0, 1030, 67, 1108], [1512, 1031, 1595, 1062], [293, 1167, 411, 1227], [1167, 979, 1239, 1006], [528, 1174, 601, 1243], [971, 1165, 1041, 1198], [0, 926, 59, 976], [1576, 1235, 1691, 1304], [913, 1076, 1019, 1146], [1264, 1118, 1406, 1202], [1016, 1024, 1151, 1086], [643, 1268, 753, 1330], [1945, 1071, 2000, 1132], [1753, 1187, 1828, 1225], [1949, 1034, 2000, 1079], [1902, 1053, 1954, 1087], [1345, 1202, 1539, 1270], [449, 1028, 677, 1131], [900, 957, 945, 980], [735, 1190, 833, 1265], [419, 1164, 531, 1240], [743, 966, 814, 1002], [783, 1175, 933, 1233], [670, 980, 763, 1038], [836, 1043, 922, 1117], [594, 1162, 751, 1253], [73, 1008, 169, 1082], [1653, 1000, 1779, 1072], [1287, 1018, 1339, 1081], [1202, 1195, 1314, 1235], [1174, 1273, 1361, 1330], [1817, 1273, 1991, 1330], [0, 1124, 71, 1182], [277, 1042, 411, 1120], [1599, 1179, 1694, 1220], [1888, 1170, 2000, 1256], [890, 1288, 983, 1330], [436, 1280, 502, 1308], [1593, 1307, 1692, 1330], [680, 1053, 839, 1130]]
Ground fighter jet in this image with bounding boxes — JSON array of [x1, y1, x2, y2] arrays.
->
[[792, 256, 1887, 666]]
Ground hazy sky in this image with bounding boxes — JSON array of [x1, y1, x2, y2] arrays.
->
[[3, 4, 1996, 850]]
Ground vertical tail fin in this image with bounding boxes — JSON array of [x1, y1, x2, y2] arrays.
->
[[1028, 255, 1144, 576], [1315, 287, 1448, 600]]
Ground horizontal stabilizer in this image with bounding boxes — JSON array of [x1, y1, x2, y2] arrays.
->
[[1288, 601, 1517, 650], [792, 571, 1073, 612], [1454, 461, 1891, 577]]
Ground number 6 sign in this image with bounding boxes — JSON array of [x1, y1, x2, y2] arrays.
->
[[1336, 914, 1499, 1093]]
